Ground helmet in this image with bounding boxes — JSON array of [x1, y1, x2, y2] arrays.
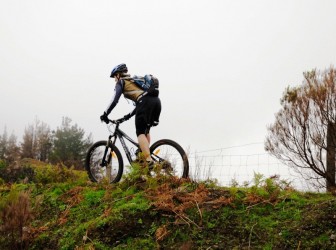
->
[[110, 63, 128, 78]]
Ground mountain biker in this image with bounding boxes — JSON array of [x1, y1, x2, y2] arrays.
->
[[100, 63, 161, 166]]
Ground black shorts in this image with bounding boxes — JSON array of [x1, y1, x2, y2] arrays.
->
[[135, 95, 161, 136]]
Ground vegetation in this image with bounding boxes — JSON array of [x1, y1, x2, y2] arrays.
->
[[0, 117, 92, 169], [265, 67, 336, 192], [1, 66, 336, 248], [1, 159, 336, 249], [48, 117, 92, 169]]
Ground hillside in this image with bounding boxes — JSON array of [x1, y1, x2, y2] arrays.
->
[[0, 159, 336, 249]]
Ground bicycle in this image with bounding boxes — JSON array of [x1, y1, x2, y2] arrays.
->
[[85, 116, 189, 183]]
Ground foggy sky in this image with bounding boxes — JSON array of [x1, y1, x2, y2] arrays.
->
[[1, 0, 336, 163]]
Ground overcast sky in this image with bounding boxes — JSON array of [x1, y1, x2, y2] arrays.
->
[[1, 1, 336, 185]]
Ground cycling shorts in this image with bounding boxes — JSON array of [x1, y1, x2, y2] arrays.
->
[[135, 95, 161, 136]]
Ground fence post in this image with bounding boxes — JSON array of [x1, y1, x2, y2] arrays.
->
[[326, 122, 336, 192]]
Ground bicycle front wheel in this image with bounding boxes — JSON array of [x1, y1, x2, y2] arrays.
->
[[150, 139, 189, 178], [85, 140, 124, 183]]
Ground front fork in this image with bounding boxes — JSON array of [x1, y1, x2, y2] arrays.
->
[[100, 135, 117, 167]]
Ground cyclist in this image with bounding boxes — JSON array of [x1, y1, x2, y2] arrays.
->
[[100, 63, 161, 166]]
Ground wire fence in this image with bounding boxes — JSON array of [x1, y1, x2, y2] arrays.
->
[[115, 139, 319, 191], [186, 143, 314, 191]]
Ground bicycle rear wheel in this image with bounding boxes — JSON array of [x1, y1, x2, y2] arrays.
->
[[85, 140, 124, 183], [150, 139, 189, 178]]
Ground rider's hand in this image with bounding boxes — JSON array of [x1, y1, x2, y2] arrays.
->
[[100, 112, 109, 124]]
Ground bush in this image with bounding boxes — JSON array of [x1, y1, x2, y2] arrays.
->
[[0, 189, 34, 249], [0, 163, 35, 183], [0, 159, 88, 185], [34, 164, 79, 184], [0, 159, 6, 170]]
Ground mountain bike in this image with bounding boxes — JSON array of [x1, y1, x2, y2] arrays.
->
[[85, 117, 189, 183]]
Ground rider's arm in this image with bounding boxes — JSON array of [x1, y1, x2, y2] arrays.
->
[[129, 108, 136, 117], [124, 107, 136, 120], [105, 80, 124, 115]]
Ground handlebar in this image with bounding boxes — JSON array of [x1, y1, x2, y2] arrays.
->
[[107, 117, 126, 125], [101, 113, 130, 125]]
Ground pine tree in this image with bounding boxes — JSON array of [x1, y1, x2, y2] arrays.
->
[[50, 117, 92, 169]]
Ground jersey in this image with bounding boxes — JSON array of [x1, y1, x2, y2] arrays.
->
[[105, 78, 144, 115]]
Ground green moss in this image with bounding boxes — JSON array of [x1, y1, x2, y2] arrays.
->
[[113, 237, 157, 250], [83, 189, 105, 206]]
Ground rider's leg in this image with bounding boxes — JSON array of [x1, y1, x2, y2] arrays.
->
[[137, 133, 152, 162], [135, 95, 160, 163]]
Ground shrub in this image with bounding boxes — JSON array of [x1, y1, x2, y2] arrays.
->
[[0, 163, 35, 183], [0, 190, 34, 249], [0, 159, 6, 170], [0, 159, 88, 185], [34, 164, 84, 184]]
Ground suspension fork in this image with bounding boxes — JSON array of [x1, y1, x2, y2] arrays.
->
[[100, 134, 117, 167]]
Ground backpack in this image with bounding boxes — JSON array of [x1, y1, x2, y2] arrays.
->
[[132, 74, 159, 97]]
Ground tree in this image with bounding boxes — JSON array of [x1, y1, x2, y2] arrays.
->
[[265, 67, 336, 192], [35, 121, 52, 162], [0, 127, 8, 160], [50, 117, 92, 169], [6, 134, 20, 163], [0, 127, 20, 163], [21, 119, 53, 161], [21, 124, 36, 159]]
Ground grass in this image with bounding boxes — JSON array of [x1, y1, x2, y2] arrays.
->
[[0, 159, 336, 249]]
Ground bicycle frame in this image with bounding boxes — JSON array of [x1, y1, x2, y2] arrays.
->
[[106, 121, 139, 165]]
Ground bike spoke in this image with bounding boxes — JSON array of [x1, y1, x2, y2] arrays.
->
[[86, 141, 123, 183], [151, 143, 187, 178]]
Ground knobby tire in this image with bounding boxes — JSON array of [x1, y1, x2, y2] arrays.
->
[[85, 140, 124, 183]]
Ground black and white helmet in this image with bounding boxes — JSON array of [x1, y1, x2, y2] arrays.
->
[[110, 63, 128, 78]]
